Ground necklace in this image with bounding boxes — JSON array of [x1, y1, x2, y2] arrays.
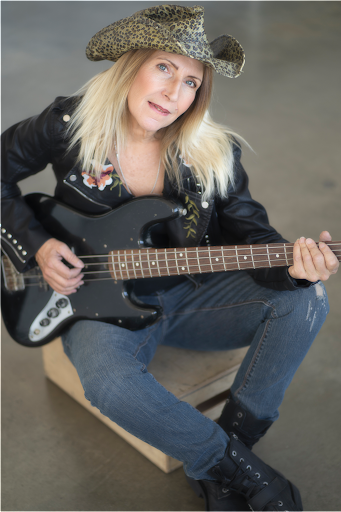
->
[[114, 140, 161, 195]]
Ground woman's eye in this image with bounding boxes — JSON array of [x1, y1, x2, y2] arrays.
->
[[186, 80, 196, 88], [158, 64, 168, 72]]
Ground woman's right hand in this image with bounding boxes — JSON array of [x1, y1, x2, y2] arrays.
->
[[35, 238, 84, 295]]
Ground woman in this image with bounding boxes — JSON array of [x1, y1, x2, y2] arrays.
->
[[1, 5, 339, 511]]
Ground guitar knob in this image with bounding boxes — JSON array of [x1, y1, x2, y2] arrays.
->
[[56, 298, 69, 308], [47, 308, 59, 318], [40, 318, 51, 327]]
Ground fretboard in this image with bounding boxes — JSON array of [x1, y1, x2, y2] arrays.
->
[[107, 241, 341, 281]]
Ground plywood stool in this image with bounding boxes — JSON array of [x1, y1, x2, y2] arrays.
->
[[42, 337, 247, 473]]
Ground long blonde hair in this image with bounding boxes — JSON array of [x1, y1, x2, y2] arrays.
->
[[68, 49, 241, 200]]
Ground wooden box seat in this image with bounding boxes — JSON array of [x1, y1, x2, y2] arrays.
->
[[42, 337, 247, 473]]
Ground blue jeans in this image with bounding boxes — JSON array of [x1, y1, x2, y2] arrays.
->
[[62, 271, 329, 480]]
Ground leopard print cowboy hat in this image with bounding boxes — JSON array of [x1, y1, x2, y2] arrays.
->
[[86, 4, 245, 78]]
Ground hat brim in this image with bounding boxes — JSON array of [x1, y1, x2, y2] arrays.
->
[[86, 17, 245, 78]]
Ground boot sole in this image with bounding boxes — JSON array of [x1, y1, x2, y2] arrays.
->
[[185, 475, 247, 511], [186, 472, 302, 511], [289, 480, 303, 511], [276, 469, 303, 511], [185, 475, 209, 510]]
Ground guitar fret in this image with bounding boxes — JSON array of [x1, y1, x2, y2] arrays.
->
[[118, 251, 124, 280], [196, 247, 202, 273], [164, 248, 170, 276], [131, 251, 137, 279], [139, 250, 145, 278], [185, 249, 190, 274], [177, 251, 186, 273], [146, 250, 153, 277], [266, 245, 272, 267], [250, 246, 255, 269], [235, 246, 241, 270], [155, 249, 161, 277], [124, 250, 130, 279], [174, 249, 180, 275], [111, 253, 118, 280], [208, 246, 214, 272], [284, 244, 289, 266], [221, 246, 227, 271]]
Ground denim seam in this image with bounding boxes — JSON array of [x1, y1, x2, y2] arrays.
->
[[157, 291, 169, 342], [133, 323, 160, 371], [233, 311, 275, 397], [162, 298, 276, 319], [62, 334, 71, 351]]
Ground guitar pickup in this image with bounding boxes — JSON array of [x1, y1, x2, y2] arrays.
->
[[1, 254, 25, 291]]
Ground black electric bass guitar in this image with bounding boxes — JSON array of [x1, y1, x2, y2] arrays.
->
[[2, 193, 340, 347]]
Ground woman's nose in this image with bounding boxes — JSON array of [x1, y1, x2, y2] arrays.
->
[[163, 78, 181, 102]]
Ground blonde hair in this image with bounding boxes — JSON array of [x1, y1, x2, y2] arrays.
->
[[68, 49, 241, 200]]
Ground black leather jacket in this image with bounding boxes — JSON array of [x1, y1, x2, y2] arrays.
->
[[1, 96, 309, 291]]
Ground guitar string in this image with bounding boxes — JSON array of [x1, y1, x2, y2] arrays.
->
[[17, 259, 293, 279], [82, 252, 297, 263], [11, 258, 293, 281], [6, 246, 341, 276], [76, 249, 296, 259], [81, 257, 297, 271], [6, 256, 295, 284], [70, 241, 341, 258], [8, 253, 341, 286], [75, 242, 341, 260], [4, 243, 340, 276], [6, 245, 341, 280], [7, 263, 341, 286], [77, 252, 341, 267], [4, 243, 340, 286]]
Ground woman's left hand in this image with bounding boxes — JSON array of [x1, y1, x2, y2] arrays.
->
[[288, 231, 339, 282]]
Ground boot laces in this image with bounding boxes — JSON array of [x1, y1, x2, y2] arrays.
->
[[213, 459, 268, 502]]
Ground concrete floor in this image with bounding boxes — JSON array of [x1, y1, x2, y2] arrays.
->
[[2, 2, 341, 510]]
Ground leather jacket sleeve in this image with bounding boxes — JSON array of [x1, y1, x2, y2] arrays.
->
[[216, 142, 311, 291], [1, 100, 66, 272]]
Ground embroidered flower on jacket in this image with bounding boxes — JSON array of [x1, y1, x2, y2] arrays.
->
[[82, 163, 114, 191]]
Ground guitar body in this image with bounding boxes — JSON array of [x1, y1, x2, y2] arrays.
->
[[1, 194, 182, 347]]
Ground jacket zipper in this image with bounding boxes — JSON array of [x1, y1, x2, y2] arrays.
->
[[63, 179, 112, 209]]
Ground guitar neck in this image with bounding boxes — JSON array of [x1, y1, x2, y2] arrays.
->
[[108, 241, 341, 281]]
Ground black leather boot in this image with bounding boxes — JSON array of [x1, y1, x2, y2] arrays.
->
[[218, 391, 273, 449], [185, 473, 248, 511], [187, 434, 303, 511]]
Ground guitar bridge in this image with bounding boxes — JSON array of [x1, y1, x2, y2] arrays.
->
[[1, 254, 25, 291]]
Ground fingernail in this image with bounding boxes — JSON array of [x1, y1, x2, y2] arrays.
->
[[300, 237, 306, 243], [306, 238, 313, 245]]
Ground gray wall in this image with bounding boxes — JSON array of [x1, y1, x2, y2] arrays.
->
[[2, 3, 341, 511], [2, 2, 341, 241]]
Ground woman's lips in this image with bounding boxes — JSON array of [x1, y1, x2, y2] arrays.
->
[[148, 101, 170, 115]]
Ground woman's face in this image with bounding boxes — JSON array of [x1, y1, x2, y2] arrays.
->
[[127, 51, 204, 137]]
